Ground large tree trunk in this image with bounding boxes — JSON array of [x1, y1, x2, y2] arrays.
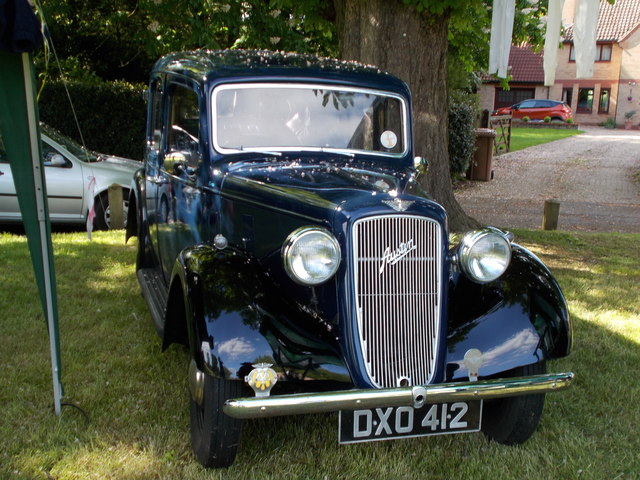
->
[[333, 0, 479, 231]]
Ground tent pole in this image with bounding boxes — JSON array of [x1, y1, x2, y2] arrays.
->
[[21, 52, 63, 415]]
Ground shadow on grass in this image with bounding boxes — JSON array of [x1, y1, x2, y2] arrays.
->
[[2, 230, 639, 479]]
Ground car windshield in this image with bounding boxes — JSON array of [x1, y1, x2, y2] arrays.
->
[[213, 84, 406, 156], [42, 126, 99, 162]]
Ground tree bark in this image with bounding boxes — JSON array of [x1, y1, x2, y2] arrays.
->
[[333, 0, 479, 231]]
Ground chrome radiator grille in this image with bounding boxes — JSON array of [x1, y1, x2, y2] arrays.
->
[[351, 215, 442, 388]]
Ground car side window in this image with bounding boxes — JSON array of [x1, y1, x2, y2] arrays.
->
[[167, 85, 201, 170], [147, 80, 163, 167], [519, 100, 536, 109], [42, 143, 71, 168]]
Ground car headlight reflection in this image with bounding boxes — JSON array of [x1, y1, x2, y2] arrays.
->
[[458, 228, 511, 283], [283, 227, 341, 285]]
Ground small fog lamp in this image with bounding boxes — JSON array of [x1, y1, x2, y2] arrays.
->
[[463, 348, 484, 382]]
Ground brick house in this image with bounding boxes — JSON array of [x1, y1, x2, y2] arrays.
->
[[479, 0, 640, 127]]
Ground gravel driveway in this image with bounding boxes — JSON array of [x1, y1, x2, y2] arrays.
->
[[455, 126, 640, 233]]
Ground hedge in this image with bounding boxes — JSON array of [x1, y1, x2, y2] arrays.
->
[[448, 98, 476, 177], [38, 80, 147, 159]]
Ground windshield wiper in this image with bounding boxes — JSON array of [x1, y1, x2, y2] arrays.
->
[[238, 147, 282, 157], [319, 148, 355, 158]]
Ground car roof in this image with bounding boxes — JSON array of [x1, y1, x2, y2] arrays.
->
[[152, 49, 409, 95], [517, 99, 562, 104]]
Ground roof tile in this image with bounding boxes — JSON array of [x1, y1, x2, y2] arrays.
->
[[564, 0, 640, 42], [482, 45, 544, 83]]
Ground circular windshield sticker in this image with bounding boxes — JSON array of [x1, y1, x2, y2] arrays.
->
[[380, 130, 398, 149]]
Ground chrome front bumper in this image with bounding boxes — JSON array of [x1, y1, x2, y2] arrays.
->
[[223, 372, 574, 419]]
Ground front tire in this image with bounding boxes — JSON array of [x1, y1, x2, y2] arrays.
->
[[189, 363, 243, 468], [481, 362, 546, 445]]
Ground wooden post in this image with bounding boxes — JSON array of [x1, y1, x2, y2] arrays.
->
[[107, 184, 124, 229], [542, 199, 560, 230]]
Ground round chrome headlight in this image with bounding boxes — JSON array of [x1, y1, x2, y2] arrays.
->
[[458, 228, 511, 283], [283, 227, 341, 285]]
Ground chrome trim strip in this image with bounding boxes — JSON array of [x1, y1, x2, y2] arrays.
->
[[223, 372, 574, 419]]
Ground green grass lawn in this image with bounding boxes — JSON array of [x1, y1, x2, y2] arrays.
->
[[509, 127, 583, 152], [1, 229, 639, 479]]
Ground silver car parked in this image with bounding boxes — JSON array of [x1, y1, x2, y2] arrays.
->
[[0, 125, 139, 229]]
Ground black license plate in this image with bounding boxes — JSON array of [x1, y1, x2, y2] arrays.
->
[[338, 401, 482, 444]]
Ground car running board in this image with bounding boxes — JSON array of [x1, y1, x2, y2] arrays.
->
[[137, 267, 169, 338]]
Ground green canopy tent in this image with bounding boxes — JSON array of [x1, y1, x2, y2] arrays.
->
[[0, 0, 62, 414]]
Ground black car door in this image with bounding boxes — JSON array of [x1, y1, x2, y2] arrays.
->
[[155, 80, 204, 282], [145, 78, 165, 270]]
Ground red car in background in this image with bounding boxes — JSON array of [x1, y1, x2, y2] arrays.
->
[[493, 99, 572, 121]]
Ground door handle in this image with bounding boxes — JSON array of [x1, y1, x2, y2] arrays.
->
[[148, 174, 164, 184]]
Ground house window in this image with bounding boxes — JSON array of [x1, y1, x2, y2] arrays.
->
[[569, 43, 613, 62], [598, 44, 612, 61], [577, 88, 594, 113], [562, 88, 573, 109], [599, 88, 611, 114]]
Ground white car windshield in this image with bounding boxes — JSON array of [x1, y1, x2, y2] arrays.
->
[[213, 84, 406, 156], [42, 126, 99, 162]]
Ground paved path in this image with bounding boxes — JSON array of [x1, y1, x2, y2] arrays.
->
[[455, 126, 640, 233]]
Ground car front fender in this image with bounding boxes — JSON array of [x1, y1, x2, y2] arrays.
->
[[445, 244, 571, 381], [167, 244, 272, 380], [169, 243, 350, 383]]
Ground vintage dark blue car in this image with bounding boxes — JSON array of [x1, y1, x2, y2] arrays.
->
[[126, 50, 574, 468]]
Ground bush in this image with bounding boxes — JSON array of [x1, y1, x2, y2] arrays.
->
[[522, 116, 530, 122], [448, 97, 477, 177], [598, 117, 616, 129], [544, 116, 551, 123], [566, 118, 575, 124], [38, 80, 147, 159]]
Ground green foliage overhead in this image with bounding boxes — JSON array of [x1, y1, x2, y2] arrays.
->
[[38, 0, 337, 83], [136, 0, 336, 58], [37, 0, 550, 85]]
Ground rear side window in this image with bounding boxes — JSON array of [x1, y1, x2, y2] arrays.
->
[[519, 100, 536, 109], [535, 100, 554, 108]]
